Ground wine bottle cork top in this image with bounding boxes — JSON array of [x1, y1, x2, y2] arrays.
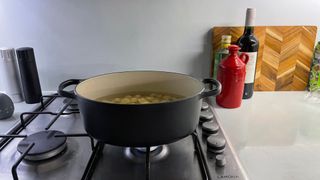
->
[[245, 8, 256, 26]]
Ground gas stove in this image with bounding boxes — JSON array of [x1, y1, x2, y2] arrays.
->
[[0, 94, 248, 180]]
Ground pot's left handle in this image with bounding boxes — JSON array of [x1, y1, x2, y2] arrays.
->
[[200, 78, 222, 99], [58, 79, 82, 99]]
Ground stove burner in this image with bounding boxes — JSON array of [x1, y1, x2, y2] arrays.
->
[[17, 130, 67, 161], [63, 98, 79, 112], [125, 145, 169, 163], [135, 146, 158, 153]]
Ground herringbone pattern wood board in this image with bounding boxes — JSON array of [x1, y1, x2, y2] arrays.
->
[[212, 26, 317, 91]]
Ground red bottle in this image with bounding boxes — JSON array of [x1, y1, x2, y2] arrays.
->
[[216, 45, 249, 108]]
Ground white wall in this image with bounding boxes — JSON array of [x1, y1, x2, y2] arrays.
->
[[0, 0, 319, 91]]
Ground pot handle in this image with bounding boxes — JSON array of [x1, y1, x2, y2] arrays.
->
[[58, 79, 82, 99], [200, 78, 222, 99]]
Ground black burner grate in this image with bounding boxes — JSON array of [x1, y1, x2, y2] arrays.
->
[[81, 131, 212, 180], [0, 94, 94, 180]]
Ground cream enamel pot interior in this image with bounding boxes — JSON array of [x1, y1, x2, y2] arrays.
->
[[58, 71, 221, 147]]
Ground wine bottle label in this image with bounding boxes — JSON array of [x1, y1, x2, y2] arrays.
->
[[241, 52, 258, 83]]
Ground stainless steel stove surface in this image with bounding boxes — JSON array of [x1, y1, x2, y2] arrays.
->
[[0, 94, 248, 180]]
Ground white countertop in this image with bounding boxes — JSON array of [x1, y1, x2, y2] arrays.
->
[[212, 91, 320, 180]]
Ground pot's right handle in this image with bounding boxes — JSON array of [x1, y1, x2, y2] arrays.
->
[[200, 78, 222, 99], [58, 79, 82, 99]]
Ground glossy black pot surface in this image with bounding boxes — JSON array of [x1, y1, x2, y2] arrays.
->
[[58, 71, 221, 147]]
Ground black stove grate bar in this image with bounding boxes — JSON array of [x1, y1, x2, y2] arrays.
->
[[8, 133, 94, 180], [81, 141, 105, 180], [40, 95, 61, 108], [0, 95, 56, 151], [45, 99, 77, 130], [0, 135, 27, 138], [20, 111, 79, 128], [12, 142, 35, 180], [145, 146, 151, 180], [0, 134, 94, 150], [81, 132, 211, 180], [192, 131, 212, 180], [55, 133, 95, 150]]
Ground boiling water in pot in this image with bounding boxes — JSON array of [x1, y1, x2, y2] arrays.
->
[[96, 92, 184, 104]]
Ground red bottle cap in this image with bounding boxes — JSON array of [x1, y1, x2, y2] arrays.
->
[[228, 45, 241, 52], [220, 45, 246, 69]]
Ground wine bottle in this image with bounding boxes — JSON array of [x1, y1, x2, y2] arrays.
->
[[212, 35, 231, 79], [237, 8, 259, 99]]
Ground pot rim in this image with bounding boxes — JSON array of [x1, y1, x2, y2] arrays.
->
[[74, 70, 206, 106]]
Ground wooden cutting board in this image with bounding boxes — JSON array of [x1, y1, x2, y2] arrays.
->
[[212, 26, 317, 91]]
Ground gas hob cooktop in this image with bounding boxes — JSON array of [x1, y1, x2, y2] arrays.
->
[[0, 94, 248, 180]]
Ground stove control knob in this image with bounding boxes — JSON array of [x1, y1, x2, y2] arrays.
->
[[202, 121, 219, 136], [200, 111, 213, 122], [201, 102, 209, 110], [207, 135, 226, 153], [215, 154, 226, 167]]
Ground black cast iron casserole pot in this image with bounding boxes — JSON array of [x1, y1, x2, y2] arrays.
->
[[58, 71, 221, 147]]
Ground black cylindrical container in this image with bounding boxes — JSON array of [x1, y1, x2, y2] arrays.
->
[[16, 47, 42, 104]]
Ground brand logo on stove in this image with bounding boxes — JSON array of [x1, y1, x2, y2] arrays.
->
[[217, 175, 240, 179]]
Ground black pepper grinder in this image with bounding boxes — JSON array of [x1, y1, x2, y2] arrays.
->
[[16, 47, 42, 104]]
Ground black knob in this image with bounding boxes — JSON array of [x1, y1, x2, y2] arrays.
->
[[200, 111, 213, 122], [207, 135, 226, 153], [202, 121, 219, 136], [215, 154, 226, 167], [201, 102, 209, 110]]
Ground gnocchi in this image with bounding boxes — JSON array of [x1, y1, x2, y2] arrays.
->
[[97, 92, 183, 104]]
